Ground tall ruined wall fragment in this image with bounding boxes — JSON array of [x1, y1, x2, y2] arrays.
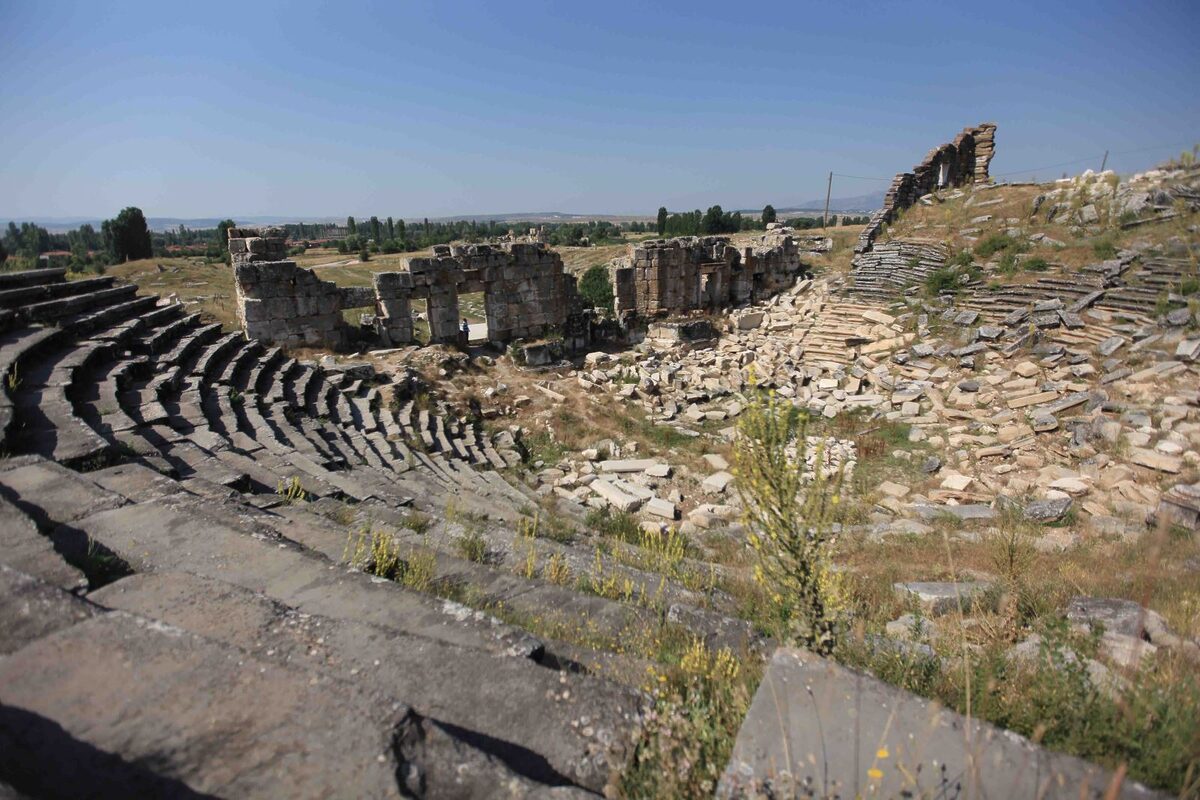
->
[[232, 227, 358, 349], [234, 260, 350, 349], [856, 123, 997, 255]]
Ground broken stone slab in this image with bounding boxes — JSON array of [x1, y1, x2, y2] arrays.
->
[[940, 473, 973, 492], [702, 471, 734, 494], [1032, 412, 1059, 432], [1067, 595, 1200, 664], [913, 503, 995, 522], [702, 453, 729, 470], [644, 497, 678, 520], [1175, 339, 1200, 362], [597, 458, 663, 474], [1008, 390, 1059, 409], [1025, 496, 1073, 523], [1097, 335, 1125, 356], [894, 581, 993, 616], [1157, 482, 1200, 531], [719, 648, 1162, 799], [591, 478, 645, 512], [1129, 448, 1182, 474]]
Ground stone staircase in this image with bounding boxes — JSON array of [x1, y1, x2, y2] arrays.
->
[[0, 267, 786, 797]]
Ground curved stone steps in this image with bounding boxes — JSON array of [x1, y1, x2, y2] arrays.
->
[[0, 275, 115, 311], [17, 284, 138, 326]]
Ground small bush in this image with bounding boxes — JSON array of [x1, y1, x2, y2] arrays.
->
[[924, 267, 961, 297], [948, 248, 974, 268], [975, 233, 1015, 259], [585, 507, 641, 543], [1092, 236, 1118, 260], [1023, 256, 1050, 272]]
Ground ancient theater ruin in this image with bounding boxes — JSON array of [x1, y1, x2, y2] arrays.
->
[[1, 118, 1197, 799]]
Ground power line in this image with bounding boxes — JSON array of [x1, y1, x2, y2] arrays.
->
[[832, 172, 893, 182]]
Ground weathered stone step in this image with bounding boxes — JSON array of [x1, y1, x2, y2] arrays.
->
[[0, 267, 66, 290], [0, 494, 86, 592], [92, 570, 640, 794], [6, 457, 543, 659], [0, 607, 560, 799], [17, 284, 138, 325], [0, 275, 114, 310]]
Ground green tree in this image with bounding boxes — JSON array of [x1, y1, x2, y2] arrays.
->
[[656, 206, 668, 236], [369, 216, 382, 242], [102, 207, 153, 262], [386, 216, 395, 240], [762, 204, 776, 226], [0, 239, 7, 266], [215, 219, 236, 252], [701, 205, 725, 234], [346, 216, 357, 235], [577, 265, 614, 313]]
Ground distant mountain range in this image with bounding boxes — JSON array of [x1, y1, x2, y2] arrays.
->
[[5, 193, 885, 234], [751, 190, 886, 216]]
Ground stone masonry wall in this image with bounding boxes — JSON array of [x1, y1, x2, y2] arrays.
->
[[228, 227, 289, 264], [373, 242, 574, 346], [856, 123, 997, 255], [613, 227, 804, 320], [235, 260, 349, 349]]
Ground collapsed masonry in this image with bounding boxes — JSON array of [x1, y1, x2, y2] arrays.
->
[[855, 122, 997, 256], [231, 228, 581, 350], [612, 226, 811, 322]]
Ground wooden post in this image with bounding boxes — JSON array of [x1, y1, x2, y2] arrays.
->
[[822, 171, 833, 230], [1100, 150, 1109, 172]]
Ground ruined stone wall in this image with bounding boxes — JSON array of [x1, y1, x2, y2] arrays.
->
[[235, 260, 349, 349], [235, 232, 577, 351], [856, 123, 997, 255], [372, 241, 573, 347], [228, 227, 289, 264], [613, 228, 804, 320]]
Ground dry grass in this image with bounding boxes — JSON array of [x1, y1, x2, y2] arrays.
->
[[107, 256, 239, 329]]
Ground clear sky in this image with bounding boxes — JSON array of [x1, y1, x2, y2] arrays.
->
[[2, 0, 1198, 221]]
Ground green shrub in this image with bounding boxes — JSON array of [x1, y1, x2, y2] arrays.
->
[[924, 267, 961, 297], [975, 233, 1015, 259], [1092, 236, 1118, 260], [948, 249, 974, 268], [585, 507, 641, 543], [578, 265, 614, 313], [1023, 256, 1050, 272]]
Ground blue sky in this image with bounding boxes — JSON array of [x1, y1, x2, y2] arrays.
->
[[2, 0, 1197, 220]]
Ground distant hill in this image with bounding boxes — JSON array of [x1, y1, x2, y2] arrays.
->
[[3, 212, 655, 234], [6, 197, 884, 235], [740, 191, 885, 217]]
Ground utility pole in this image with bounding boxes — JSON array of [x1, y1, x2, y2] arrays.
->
[[1100, 150, 1109, 172], [822, 171, 833, 230]]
